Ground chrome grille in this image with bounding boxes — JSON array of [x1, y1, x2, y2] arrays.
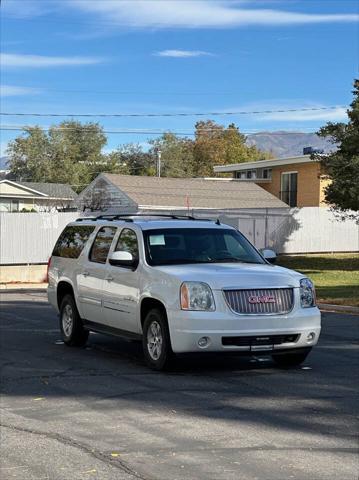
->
[[223, 288, 294, 315]]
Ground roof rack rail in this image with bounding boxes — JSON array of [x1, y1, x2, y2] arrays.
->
[[96, 213, 217, 221], [76, 216, 97, 222], [76, 213, 218, 223], [101, 213, 197, 220], [96, 214, 133, 222]]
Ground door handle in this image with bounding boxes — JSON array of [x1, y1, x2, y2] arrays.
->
[[82, 271, 90, 277], [105, 275, 114, 282]]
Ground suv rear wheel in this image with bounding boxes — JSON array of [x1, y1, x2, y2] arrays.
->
[[60, 294, 89, 347], [272, 347, 312, 368], [142, 308, 173, 370]]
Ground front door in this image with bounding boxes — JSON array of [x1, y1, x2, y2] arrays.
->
[[102, 228, 141, 334], [77, 226, 117, 323]]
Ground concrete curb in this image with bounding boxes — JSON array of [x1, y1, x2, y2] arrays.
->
[[318, 303, 359, 315], [0, 283, 48, 291]]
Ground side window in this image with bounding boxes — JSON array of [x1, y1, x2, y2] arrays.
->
[[115, 228, 139, 261], [52, 225, 95, 259], [89, 226, 117, 264]]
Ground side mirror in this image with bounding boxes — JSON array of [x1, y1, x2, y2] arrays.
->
[[109, 251, 137, 268], [262, 248, 277, 264]]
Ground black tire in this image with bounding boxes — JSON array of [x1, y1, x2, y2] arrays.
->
[[59, 294, 89, 347], [142, 308, 173, 370], [272, 347, 312, 368]]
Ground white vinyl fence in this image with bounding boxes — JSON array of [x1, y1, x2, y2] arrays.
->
[[234, 207, 359, 253], [0, 212, 78, 264], [145, 207, 359, 254], [0, 208, 358, 265]]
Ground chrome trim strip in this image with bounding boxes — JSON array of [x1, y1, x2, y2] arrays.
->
[[78, 296, 101, 306]]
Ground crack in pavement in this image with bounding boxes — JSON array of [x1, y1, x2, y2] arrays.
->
[[0, 423, 154, 480]]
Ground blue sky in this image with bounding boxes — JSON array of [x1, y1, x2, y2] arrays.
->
[[1, 0, 358, 155]]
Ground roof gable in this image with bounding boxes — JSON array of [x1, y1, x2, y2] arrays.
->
[[0, 180, 48, 197], [0, 180, 77, 199]]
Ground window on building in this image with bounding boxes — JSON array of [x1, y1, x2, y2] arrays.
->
[[262, 169, 272, 179], [89, 226, 117, 264], [246, 170, 257, 179], [281, 172, 298, 207], [0, 199, 19, 212]]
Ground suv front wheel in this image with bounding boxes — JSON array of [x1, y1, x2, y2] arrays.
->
[[60, 294, 89, 347], [142, 308, 173, 370]]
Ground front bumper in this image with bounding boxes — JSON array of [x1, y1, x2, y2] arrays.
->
[[168, 306, 321, 354]]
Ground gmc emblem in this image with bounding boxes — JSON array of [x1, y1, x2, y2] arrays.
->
[[248, 295, 276, 304]]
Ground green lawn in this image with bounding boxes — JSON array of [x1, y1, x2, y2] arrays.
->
[[277, 253, 359, 307]]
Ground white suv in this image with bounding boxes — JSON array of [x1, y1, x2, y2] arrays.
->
[[48, 215, 321, 370]]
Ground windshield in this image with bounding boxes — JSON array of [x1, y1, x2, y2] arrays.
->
[[143, 228, 265, 266]]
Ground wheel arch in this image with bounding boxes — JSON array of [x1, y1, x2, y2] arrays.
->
[[57, 281, 75, 310], [140, 297, 167, 330]]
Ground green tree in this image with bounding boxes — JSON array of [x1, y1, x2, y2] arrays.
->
[[192, 120, 266, 177], [6, 126, 51, 182], [6, 121, 120, 192], [315, 79, 359, 221], [149, 133, 194, 177], [111, 143, 155, 176]]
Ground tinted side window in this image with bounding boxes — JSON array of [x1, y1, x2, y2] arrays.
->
[[52, 226, 95, 259], [89, 227, 117, 264], [115, 228, 139, 261]]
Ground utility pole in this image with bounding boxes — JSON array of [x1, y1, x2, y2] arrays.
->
[[156, 149, 162, 177]]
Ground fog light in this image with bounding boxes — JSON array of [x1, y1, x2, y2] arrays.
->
[[198, 336, 211, 348], [307, 332, 316, 342]]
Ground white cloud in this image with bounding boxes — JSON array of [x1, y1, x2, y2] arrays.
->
[[257, 106, 348, 123], [0, 142, 10, 157], [1, 85, 41, 97], [1, 53, 103, 68], [155, 49, 213, 58], [1, 0, 52, 18], [71, 0, 359, 29]]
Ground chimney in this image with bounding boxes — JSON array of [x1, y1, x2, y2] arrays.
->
[[303, 146, 324, 155]]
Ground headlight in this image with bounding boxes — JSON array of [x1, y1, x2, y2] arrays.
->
[[300, 278, 316, 308], [180, 282, 215, 311]]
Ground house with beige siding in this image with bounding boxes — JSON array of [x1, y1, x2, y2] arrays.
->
[[0, 180, 77, 212], [214, 154, 330, 207]]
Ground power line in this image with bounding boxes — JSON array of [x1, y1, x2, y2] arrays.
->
[[0, 106, 347, 118], [0, 125, 320, 135]]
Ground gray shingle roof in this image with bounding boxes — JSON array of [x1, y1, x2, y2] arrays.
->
[[17, 182, 77, 199], [103, 174, 287, 209]]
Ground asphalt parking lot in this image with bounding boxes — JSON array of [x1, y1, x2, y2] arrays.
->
[[0, 291, 358, 480]]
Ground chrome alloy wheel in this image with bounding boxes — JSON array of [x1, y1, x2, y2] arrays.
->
[[62, 304, 74, 337], [147, 320, 163, 361]]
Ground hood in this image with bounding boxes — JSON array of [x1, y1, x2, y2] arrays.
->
[[153, 263, 304, 290]]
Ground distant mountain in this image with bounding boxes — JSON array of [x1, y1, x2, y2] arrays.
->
[[246, 131, 335, 158]]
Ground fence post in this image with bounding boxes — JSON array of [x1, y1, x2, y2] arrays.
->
[[264, 208, 268, 248]]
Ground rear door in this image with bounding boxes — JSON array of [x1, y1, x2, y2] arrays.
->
[[77, 225, 117, 323], [102, 227, 141, 334]]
